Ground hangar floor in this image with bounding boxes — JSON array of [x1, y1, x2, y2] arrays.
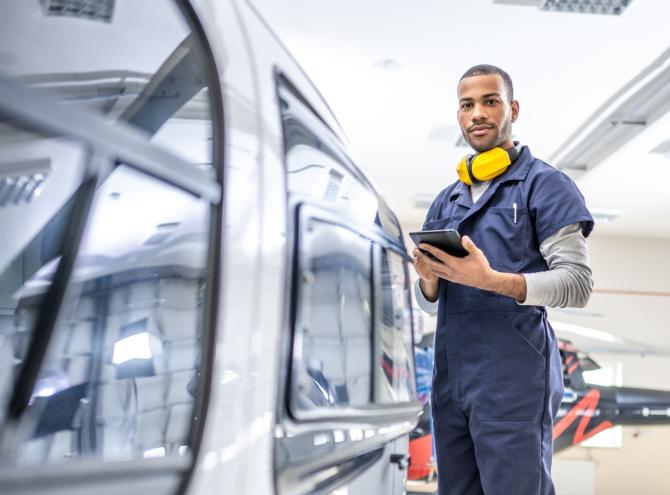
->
[[407, 480, 438, 494]]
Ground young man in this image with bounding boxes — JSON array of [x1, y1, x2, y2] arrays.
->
[[413, 64, 594, 495]]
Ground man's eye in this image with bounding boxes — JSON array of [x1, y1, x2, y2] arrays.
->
[[486, 99, 498, 105], [461, 103, 472, 109]]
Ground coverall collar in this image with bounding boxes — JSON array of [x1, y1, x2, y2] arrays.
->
[[452, 145, 534, 226], [448, 181, 472, 208]]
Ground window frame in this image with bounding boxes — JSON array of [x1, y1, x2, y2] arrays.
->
[[276, 73, 421, 423]]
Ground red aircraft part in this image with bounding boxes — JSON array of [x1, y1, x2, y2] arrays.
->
[[553, 388, 614, 445], [408, 434, 434, 480]]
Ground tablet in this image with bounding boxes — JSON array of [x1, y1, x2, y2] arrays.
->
[[409, 229, 469, 259]]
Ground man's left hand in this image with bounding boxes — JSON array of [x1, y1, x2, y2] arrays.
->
[[418, 236, 527, 301], [418, 235, 494, 291]]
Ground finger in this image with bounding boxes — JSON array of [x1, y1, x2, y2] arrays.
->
[[427, 257, 452, 274], [431, 266, 453, 281], [413, 249, 428, 264], [418, 243, 453, 263], [422, 251, 458, 273], [460, 235, 480, 255]]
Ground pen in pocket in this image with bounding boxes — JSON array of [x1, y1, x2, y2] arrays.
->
[[513, 202, 518, 224]]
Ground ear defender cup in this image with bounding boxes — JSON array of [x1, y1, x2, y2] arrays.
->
[[456, 146, 519, 185]]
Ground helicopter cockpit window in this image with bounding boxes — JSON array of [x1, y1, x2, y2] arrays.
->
[[291, 218, 373, 415], [0, 0, 219, 475]]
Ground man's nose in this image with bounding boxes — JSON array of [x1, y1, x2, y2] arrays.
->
[[472, 103, 487, 121]]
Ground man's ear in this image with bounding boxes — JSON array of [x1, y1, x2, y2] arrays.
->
[[511, 100, 520, 122]]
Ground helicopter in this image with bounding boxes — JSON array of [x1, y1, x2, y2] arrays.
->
[[408, 337, 670, 480]]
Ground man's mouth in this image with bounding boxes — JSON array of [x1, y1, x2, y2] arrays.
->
[[470, 125, 492, 136]]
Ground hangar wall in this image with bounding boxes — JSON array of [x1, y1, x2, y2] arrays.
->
[[555, 234, 670, 495]]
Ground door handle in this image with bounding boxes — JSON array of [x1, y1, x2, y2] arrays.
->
[[390, 453, 409, 471]]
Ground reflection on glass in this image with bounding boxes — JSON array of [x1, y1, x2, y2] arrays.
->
[[0, 0, 217, 469], [281, 96, 379, 227], [7, 165, 210, 465], [1, 0, 213, 168], [0, 124, 89, 427], [292, 220, 372, 412], [377, 249, 415, 404]]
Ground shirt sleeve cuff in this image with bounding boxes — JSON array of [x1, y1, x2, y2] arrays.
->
[[518, 271, 558, 306], [414, 279, 439, 315]]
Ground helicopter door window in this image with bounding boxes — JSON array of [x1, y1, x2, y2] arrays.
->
[[0, 0, 221, 483], [291, 218, 373, 416], [3, 164, 211, 466]]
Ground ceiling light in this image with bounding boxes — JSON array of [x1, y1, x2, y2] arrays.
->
[[32, 369, 69, 399], [493, 0, 539, 5], [324, 169, 343, 202], [112, 318, 163, 379], [550, 47, 670, 176], [0, 158, 51, 207], [143, 447, 166, 459], [41, 0, 115, 22], [540, 0, 633, 15], [143, 221, 180, 246], [494, 0, 633, 14], [112, 332, 154, 364]]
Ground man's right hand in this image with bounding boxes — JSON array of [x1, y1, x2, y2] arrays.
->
[[412, 247, 440, 302]]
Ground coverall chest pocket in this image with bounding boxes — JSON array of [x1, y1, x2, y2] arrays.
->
[[478, 205, 529, 271]]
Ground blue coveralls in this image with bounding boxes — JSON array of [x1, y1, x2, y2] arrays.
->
[[425, 146, 593, 495]]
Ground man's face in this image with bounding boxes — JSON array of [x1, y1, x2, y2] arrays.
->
[[457, 74, 519, 153]]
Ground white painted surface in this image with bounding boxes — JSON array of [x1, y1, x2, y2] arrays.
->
[[553, 459, 595, 495]]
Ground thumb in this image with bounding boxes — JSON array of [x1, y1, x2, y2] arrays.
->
[[461, 235, 478, 254]]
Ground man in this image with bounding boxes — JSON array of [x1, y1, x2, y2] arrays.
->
[[413, 64, 594, 495]]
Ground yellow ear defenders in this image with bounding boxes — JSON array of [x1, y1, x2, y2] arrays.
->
[[456, 146, 520, 185]]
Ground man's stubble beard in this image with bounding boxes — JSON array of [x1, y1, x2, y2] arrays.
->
[[462, 117, 512, 153]]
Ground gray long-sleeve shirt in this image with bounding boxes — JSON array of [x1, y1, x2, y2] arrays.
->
[[415, 180, 593, 313]]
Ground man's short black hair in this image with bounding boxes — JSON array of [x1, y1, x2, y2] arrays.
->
[[459, 64, 514, 102]]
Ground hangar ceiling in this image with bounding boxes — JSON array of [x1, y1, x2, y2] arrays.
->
[[250, 0, 670, 238]]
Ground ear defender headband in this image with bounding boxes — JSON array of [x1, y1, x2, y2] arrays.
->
[[456, 146, 520, 185]]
